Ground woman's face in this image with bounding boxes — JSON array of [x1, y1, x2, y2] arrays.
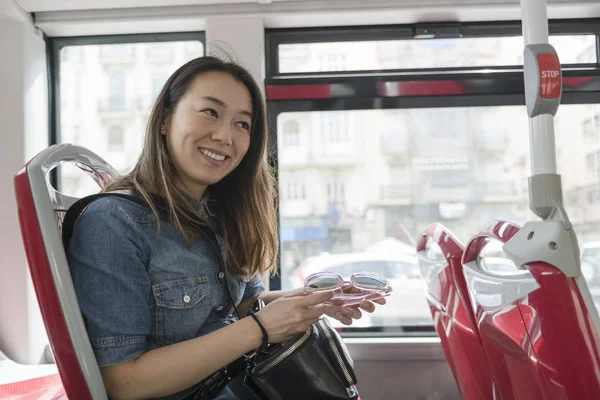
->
[[163, 70, 253, 199]]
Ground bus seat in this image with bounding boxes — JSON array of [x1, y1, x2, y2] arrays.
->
[[14, 144, 119, 400], [416, 223, 494, 400], [462, 220, 600, 400], [0, 349, 66, 399]]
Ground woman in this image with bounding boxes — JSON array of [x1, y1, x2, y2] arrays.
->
[[67, 56, 383, 400]]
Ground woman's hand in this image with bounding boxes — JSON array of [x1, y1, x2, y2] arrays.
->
[[327, 284, 388, 326], [255, 291, 337, 343]]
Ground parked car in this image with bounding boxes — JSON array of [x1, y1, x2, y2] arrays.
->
[[287, 252, 432, 329]]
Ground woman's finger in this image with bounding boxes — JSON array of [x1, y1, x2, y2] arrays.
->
[[358, 301, 376, 313], [337, 306, 362, 319], [305, 303, 333, 319], [334, 313, 353, 325], [283, 287, 311, 298], [373, 296, 387, 305]]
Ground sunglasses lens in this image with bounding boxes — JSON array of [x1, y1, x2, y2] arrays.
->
[[306, 275, 340, 290], [354, 275, 387, 288]]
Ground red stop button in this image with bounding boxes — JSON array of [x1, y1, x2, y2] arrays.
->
[[537, 53, 561, 99]]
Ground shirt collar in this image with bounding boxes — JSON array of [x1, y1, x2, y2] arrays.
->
[[177, 189, 218, 218]]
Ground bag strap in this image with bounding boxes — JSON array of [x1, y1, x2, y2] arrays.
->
[[62, 190, 135, 251], [194, 224, 241, 321]]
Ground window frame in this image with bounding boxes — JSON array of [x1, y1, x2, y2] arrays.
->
[[266, 19, 600, 77], [47, 31, 205, 188]]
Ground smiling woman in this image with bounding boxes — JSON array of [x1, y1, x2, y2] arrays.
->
[[64, 55, 381, 400]]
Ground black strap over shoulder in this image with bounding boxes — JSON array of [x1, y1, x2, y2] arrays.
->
[[62, 191, 142, 251]]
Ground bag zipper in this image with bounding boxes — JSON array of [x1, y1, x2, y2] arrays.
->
[[253, 327, 312, 375], [318, 319, 355, 385]]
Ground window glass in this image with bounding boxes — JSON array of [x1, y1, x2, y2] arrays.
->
[[282, 120, 300, 147], [58, 39, 204, 197], [108, 71, 126, 111], [278, 35, 596, 73], [107, 125, 125, 152], [478, 240, 523, 276], [278, 103, 600, 332]]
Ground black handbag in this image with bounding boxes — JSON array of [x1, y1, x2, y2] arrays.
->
[[62, 192, 360, 400], [243, 305, 360, 400]]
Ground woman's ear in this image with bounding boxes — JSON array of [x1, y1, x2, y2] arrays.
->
[[160, 113, 172, 136]]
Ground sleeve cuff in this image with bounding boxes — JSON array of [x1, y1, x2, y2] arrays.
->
[[90, 335, 147, 367]]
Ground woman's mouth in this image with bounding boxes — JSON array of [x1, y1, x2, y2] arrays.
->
[[198, 147, 229, 165]]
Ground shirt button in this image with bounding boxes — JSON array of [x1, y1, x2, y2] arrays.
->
[[183, 294, 191, 304], [217, 305, 224, 311], [218, 272, 225, 279]]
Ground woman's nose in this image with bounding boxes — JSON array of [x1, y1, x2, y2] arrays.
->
[[211, 124, 233, 145]]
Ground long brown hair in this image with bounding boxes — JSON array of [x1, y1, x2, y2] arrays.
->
[[105, 56, 278, 278]]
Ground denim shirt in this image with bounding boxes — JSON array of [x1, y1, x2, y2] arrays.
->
[[66, 194, 265, 400]]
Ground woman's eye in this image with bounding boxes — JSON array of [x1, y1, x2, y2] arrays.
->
[[202, 109, 218, 117], [236, 121, 251, 131]]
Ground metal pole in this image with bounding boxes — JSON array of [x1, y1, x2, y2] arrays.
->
[[521, 0, 557, 176]]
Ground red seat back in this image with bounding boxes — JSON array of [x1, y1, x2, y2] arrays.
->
[[462, 220, 600, 399], [416, 223, 494, 400], [14, 144, 120, 400]]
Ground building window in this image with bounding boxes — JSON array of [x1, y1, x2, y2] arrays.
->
[[108, 71, 126, 111], [107, 125, 125, 152], [317, 53, 347, 72], [583, 114, 600, 138], [587, 151, 600, 172], [286, 181, 306, 200], [327, 180, 345, 202], [321, 113, 351, 145], [283, 120, 300, 147]]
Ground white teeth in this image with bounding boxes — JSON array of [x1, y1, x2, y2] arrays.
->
[[199, 148, 226, 161]]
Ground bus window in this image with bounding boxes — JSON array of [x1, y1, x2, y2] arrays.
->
[[278, 35, 596, 73], [55, 36, 204, 197]]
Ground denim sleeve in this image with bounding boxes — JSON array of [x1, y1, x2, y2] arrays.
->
[[67, 199, 152, 367], [241, 273, 265, 302]]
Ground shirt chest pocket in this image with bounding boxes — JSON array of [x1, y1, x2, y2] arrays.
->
[[152, 277, 212, 345]]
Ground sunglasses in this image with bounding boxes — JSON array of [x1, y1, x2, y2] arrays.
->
[[304, 271, 392, 306]]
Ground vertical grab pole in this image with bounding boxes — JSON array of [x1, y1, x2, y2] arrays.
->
[[520, 0, 564, 219], [521, 0, 558, 177], [505, 0, 585, 293]]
